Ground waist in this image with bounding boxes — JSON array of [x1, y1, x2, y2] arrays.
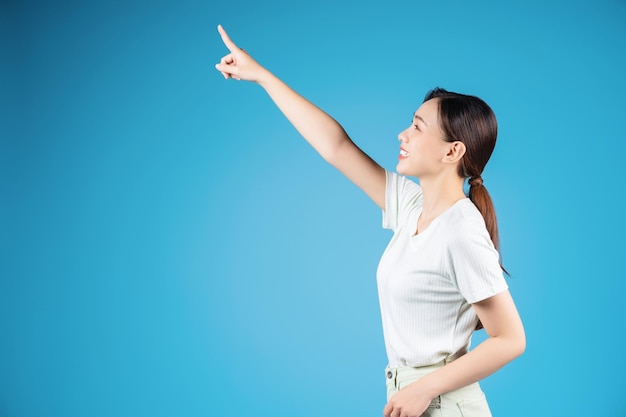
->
[[387, 350, 466, 370]]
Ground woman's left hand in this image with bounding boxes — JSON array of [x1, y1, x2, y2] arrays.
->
[[383, 383, 434, 417]]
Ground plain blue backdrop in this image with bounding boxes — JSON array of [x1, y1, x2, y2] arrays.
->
[[2, 0, 626, 416]]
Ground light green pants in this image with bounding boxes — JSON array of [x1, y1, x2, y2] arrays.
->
[[385, 359, 492, 417]]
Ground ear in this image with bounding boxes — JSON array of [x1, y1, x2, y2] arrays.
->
[[442, 141, 466, 164]]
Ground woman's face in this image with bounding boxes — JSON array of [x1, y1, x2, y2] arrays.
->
[[396, 98, 450, 178]]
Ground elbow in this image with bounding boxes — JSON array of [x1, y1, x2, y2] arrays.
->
[[513, 337, 526, 359], [322, 145, 342, 166], [493, 327, 525, 361], [509, 329, 526, 360], [322, 136, 351, 165], [518, 332, 527, 356]]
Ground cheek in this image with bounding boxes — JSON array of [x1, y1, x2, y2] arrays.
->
[[411, 141, 430, 157], [421, 136, 444, 155]]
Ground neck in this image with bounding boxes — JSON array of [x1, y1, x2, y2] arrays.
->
[[418, 173, 466, 220]]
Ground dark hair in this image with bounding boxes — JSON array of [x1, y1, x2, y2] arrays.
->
[[424, 87, 506, 272]]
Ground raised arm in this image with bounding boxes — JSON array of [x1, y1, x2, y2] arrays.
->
[[215, 25, 386, 210]]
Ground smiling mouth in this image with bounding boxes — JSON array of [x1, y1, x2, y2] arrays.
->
[[399, 149, 410, 157]]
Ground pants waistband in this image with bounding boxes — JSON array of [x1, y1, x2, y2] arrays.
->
[[385, 352, 465, 381]]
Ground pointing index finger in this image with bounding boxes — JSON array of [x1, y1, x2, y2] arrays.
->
[[217, 24, 239, 52]]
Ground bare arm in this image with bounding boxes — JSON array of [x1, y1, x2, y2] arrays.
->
[[215, 25, 386, 209], [383, 290, 526, 417]]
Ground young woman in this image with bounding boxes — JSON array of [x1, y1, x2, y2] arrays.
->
[[215, 25, 525, 417]]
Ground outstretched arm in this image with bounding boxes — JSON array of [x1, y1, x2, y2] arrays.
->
[[215, 25, 386, 210]]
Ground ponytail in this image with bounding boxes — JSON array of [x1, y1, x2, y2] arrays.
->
[[468, 178, 507, 274], [467, 176, 498, 249]]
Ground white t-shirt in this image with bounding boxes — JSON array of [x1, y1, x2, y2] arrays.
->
[[377, 171, 508, 368]]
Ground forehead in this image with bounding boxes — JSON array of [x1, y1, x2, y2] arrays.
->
[[414, 99, 439, 125]]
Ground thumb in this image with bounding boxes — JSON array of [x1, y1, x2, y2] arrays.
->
[[215, 63, 240, 78]]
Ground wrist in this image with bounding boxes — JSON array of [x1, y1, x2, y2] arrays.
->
[[256, 67, 274, 86], [411, 373, 442, 400]]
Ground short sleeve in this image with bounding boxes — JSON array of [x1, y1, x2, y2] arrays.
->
[[448, 218, 508, 304], [382, 170, 423, 232]]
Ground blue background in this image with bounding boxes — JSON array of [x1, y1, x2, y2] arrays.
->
[[2, 0, 626, 416]]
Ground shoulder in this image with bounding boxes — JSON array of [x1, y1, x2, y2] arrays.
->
[[383, 171, 423, 231], [447, 200, 495, 250], [385, 170, 422, 201]]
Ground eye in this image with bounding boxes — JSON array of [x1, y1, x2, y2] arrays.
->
[[413, 124, 421, 131]]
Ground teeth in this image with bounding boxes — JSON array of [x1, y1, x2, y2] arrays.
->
[[400, 150, 410, 157]]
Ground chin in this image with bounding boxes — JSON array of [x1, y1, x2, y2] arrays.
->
[[396, 164, 422, 180]]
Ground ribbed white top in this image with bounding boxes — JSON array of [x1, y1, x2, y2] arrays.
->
[[377, 171, 508, 368]]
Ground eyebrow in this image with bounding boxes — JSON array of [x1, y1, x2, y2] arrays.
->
[[413, 114, 429, 126]]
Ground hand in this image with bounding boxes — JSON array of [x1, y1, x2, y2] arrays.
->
[[383, 383, 434, 417], [215, 24, 267, 83]]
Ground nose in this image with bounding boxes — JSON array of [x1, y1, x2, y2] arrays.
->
[[398, 129, 407, 143]]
